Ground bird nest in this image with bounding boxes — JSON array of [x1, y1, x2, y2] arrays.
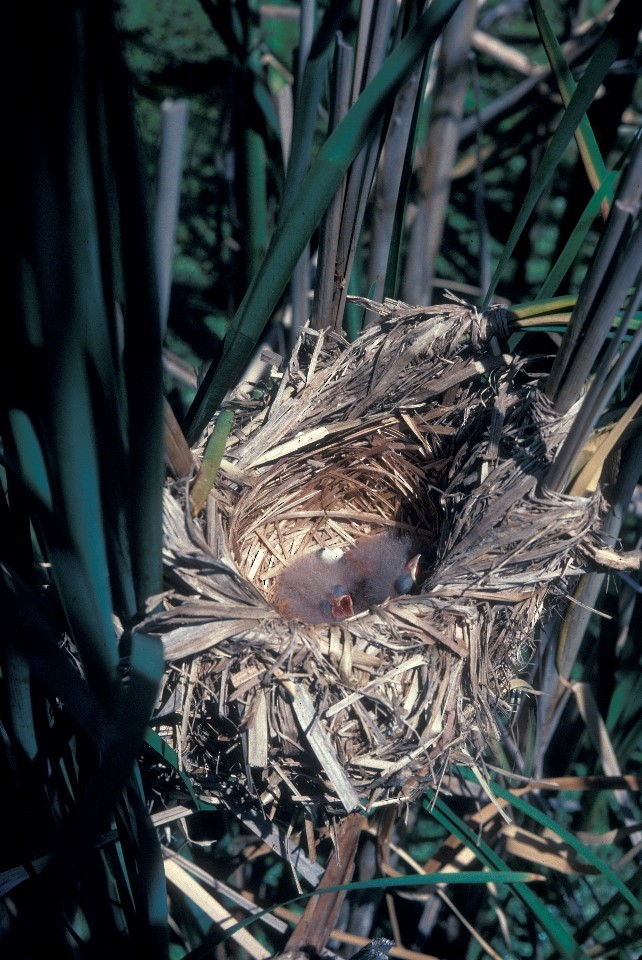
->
[[146, 298, 604, 818]]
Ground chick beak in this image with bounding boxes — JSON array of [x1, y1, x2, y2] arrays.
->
[[330, 593, 354, 619], [406, 554, 421, 582], [394, 554, 421, 596]]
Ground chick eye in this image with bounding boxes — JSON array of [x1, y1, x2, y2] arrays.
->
[[331, 583, 347, 596]]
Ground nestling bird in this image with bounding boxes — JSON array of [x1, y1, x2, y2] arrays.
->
[[343, 533, 422, 614], [275, 533, 424, 624], [274, 546, 352, 623]]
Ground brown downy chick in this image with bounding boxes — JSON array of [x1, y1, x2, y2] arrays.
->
[[342, 533, 424, 613], [274, 547, 354, 624], [275, 533, 429, 624]]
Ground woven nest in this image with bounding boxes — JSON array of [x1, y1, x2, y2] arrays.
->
[[146, 298, 604, 817]]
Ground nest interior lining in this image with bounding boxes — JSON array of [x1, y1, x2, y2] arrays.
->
[[229, 414, 443, 603]]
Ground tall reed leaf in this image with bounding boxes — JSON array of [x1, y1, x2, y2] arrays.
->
[[530, 0, 608, 205], [3, 3, 166, 953], [483, 0, 642, 309], [426, 791, 590, 959]]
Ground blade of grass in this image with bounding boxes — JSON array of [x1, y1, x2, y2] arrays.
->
[[537, 171, 618, 300], [287, 0, 324, 346], [427, 791, 592, 960], [458, 767, 640, 913], [113, 88, 165, 619], [185, 870, 543, 960], [568, 393, 642, 497], [165, 857, 272, 959], [383, 48, 432, 300], [190, 409, 235, 514], [278, 0, 348, 224], [325, 0, 398, 335], [311, 33, 354, 330], [546, 139, 642, 420], [530, 0, 609, 214], [510, 295, 577, 317]]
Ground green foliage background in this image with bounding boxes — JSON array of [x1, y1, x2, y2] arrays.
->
[[117, 0, 640, 405]]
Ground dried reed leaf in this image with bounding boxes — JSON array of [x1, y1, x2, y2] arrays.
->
[[278, 674, 361, 812], [164, 856, 271, 959]]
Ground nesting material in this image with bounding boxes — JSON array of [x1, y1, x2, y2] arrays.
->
[[146, 298, 605, 816]]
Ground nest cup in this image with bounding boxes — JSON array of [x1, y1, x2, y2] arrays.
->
[[150, 299, 603, 817]]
